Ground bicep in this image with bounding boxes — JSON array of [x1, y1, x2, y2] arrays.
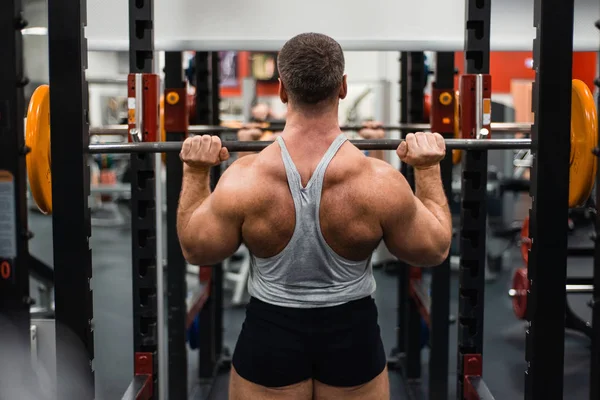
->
[[381, 181, 448, 267]]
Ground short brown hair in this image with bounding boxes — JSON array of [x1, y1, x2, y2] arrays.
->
[[277, 33, 345, 106]]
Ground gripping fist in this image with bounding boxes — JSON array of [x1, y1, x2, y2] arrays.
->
[[358, 121, 386, 139], [397, 132, 446, 169], [180, 135, 230, 170], [237, 122, 263, 142]]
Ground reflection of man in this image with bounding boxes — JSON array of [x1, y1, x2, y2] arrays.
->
[[237, 105, 386, 161], [252, 53, 278, 81], [177, 32, 451, 400]]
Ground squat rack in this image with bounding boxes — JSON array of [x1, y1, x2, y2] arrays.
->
[[524, 0, 573, 398], [456, 0, 575, 397], [0, 0, 584, 400]]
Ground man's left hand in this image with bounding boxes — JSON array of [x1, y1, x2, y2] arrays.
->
[[180, 135, 230, 171]]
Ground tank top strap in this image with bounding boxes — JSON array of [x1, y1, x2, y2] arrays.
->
[[311, 133, 347, 196], [276, 136, 303, 196]]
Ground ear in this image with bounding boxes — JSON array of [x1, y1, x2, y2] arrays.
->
[[278, 79, 288, 104], [339, 75, 348, 100]]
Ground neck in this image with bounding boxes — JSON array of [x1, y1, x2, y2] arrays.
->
[[283, 104, 341, 140]]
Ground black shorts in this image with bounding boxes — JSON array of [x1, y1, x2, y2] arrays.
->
[[232, 296, 387, 388]]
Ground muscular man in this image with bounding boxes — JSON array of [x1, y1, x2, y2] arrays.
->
[[177, 33, 452, 400]]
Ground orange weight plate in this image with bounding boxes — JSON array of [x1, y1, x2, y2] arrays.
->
[[452, 91, 462, 165], [569, 79, 597, 207], [511, 267, 529, 320], [25, 85, 52, 215], [521, 217, 530, 263]]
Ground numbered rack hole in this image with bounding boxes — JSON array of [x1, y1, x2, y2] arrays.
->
[[140, 317, 155, 336], [461, 288, 480, 307], [138, 229, 151, 248], [461, 259, 480, 278], [137, 200, 155, 218], [138, 259, 152, 278], [461, 230, 481, 250], [136, 171, 154, 190], [139, 288, 154, 307], [459, 317, 478, 337]]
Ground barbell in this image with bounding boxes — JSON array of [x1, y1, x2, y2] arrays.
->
[[25, 80, 598, 216], [88, 122, 533, 136], [87, 138, 532, 154]]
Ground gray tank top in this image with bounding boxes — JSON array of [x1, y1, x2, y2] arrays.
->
[[247, 133, 377, 308]]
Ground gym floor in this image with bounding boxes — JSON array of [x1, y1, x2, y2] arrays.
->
[[28, 206, 593, 400]]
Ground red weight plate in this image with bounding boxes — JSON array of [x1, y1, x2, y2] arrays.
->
[[521, 217, 531, 263], [511, 268, 529, 320]]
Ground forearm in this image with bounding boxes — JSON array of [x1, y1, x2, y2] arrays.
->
[[414, 165, 452, 236], [177, 166, 211, 241]]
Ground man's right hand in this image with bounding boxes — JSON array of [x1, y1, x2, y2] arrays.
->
[[397, 132, 446, 169]]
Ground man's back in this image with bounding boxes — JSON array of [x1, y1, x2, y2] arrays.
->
[[240, 131, 384, 263]]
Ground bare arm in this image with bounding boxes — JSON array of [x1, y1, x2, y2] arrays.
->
[[177, 136, 247, 265], [380, 164, 452, 267], [379, 131, 452, 267]]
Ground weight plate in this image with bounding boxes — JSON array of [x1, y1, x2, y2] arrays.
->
[[511, 267, 529, 320], [569, 79, 597, 207], [25, 85, 52, 215], [521, 217, 530, 263]]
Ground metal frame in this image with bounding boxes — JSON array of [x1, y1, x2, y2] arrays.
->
[[388, 51, 409, 372], [47, 0, 95, 397], [0, 0, 33, 385], [391, 50, 454, 400], [195, 51, 217, 380], [592, 16, 600, 396], [429, 51, 454, 400], [405, 51, 426, 387], [525, 0, 573, 398], [394, 51, 426, 397], [164, 51, 189, 400], [210, 52, 229, 370], [128, 0, 159, 396], [457, 0, 491, 398], [195, 51, 229, 381]]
